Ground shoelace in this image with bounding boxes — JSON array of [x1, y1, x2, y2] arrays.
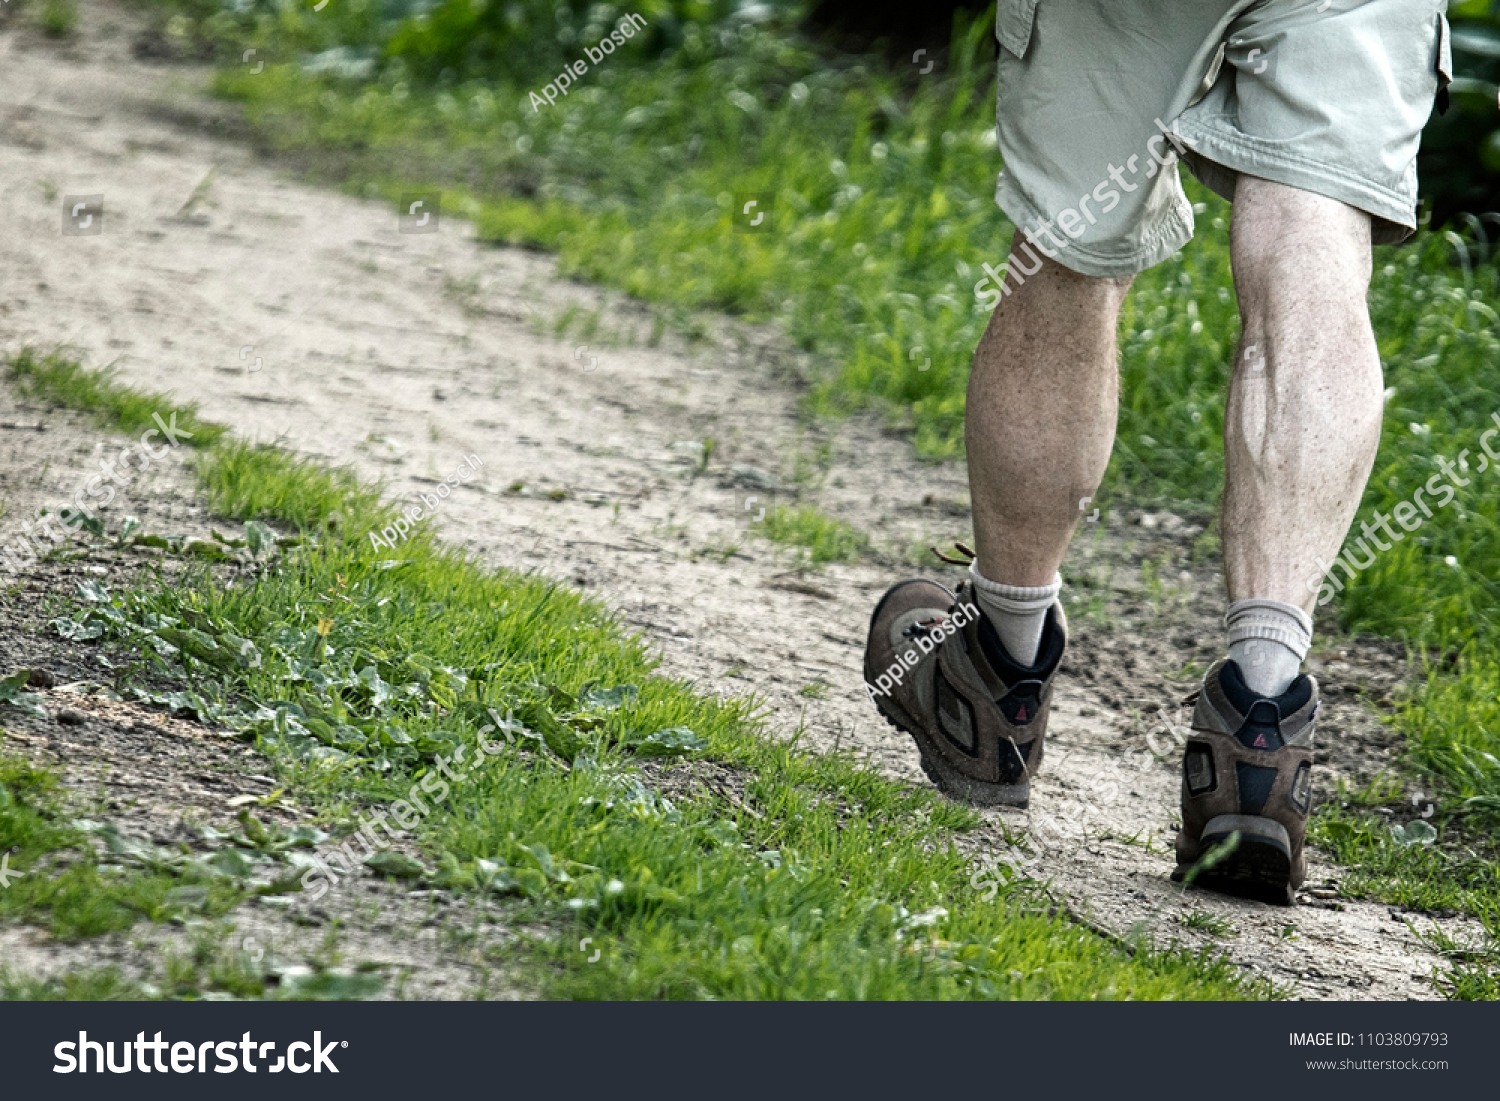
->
[[927, 543, 976, 636], [929, 540, 976, 566], [902, 616, 948, 641], [896, 541, 974, 642]]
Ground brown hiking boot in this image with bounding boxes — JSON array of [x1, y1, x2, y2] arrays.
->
[[1172, 658, 1320, 906], [863, 575, 1067, 807]]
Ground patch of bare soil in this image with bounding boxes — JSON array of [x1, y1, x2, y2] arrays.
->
[[0, 0, 1477, 999]]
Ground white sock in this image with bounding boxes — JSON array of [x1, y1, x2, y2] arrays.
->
[[968, 562, 1061, 667], [1225, 598, 1313, 698]]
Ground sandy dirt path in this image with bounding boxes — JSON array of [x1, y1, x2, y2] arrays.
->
[[0, 0, 1477, 999]]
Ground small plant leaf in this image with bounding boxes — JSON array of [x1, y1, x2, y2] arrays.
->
[[364, 851, 428, 880], [244, 520, 276, 558]]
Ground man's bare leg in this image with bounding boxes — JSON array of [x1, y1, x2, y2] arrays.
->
[[859, 235, 1126, 804], [1172, 176, 1381, 901], [964, 231, 1131, 663], [1223, 177, 1384, 693]]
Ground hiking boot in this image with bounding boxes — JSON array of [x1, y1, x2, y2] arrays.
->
[[863, 577, 1067, 808], [1172, 658, 1320, 906]]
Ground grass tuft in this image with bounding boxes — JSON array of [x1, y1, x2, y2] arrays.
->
[[7, 349, 227, 449], [758, 503, 867, 564]]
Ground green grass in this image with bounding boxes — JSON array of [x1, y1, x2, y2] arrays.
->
[[200, 436, 390, 537], [1310, 801, 1500, 918], [1293, 763, 1500, 994], [3, 352, 1260, 1000], [52, 0, 1500, 993], [8, 349, 228, 449], [0, 755, 245, 942], [39, 0, 76, 38], [1177, 910, 1237, 939], [178, 4, 1500, 836], [758, 503, 866, 564], [0, 967, 143, 1001], [1305, 791, 1500, 998], [1413, 909, 1500, 1000]]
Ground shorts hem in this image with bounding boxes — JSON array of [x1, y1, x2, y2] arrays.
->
[[1172, 118, 1418, 244], [994, 173, 1195, 278]]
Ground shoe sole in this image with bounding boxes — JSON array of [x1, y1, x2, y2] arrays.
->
[[875, 703, 1031, 809], [1171, 814, 1295, 906]]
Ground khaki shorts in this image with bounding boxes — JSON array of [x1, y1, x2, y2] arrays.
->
[[992, 0, 1453, 278]]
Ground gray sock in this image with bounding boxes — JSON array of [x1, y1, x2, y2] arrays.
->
[[969, 563, 1061, 667], [1225, 598, 1313, 698]]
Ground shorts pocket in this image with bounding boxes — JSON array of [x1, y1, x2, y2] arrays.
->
[[995, 0, 1039, 60], [1436, 12, 1453, 114]]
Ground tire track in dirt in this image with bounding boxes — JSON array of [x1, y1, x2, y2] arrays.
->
[[0, 1, 1476, 999]]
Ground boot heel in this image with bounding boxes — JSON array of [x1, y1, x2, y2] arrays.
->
[[1174, 814, 1295, 906]]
